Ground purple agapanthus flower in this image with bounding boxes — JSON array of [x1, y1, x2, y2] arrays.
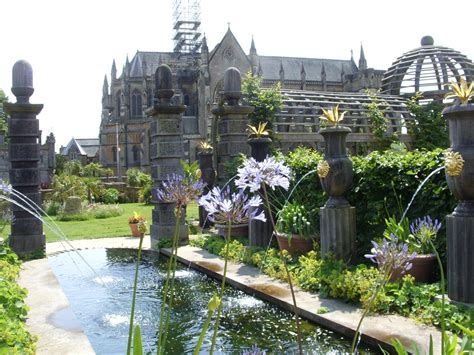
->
[[154, 173, 204, 207], [0, 180, 12, 194], [235, 156, 291, 192], [365, 234, 416, 276], [198, 186, 266, 225], [410, 216, 442, 245]]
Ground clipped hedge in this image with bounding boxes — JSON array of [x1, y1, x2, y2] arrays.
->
[[283, 147, 454, 258]]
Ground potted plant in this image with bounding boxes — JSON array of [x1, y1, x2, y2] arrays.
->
[[247, 122, 272, 162], [275, 202, 317, 256], [128, 211, 146, 237], [317, 105, 353, 208], [383, 215, 440, 282]]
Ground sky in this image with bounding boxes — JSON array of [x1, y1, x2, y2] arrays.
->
[[1, 0, 473, 152]]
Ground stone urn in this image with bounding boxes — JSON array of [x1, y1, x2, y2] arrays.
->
[[443, 102, 474, 303], [248, 137, 272, 161], [197, 150, 216, 228], [443, 103, 474, 217], [318, 126, 353, 208]]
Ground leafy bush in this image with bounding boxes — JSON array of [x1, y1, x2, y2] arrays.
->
[[100, 188, 120, 204], [56, 212, 91, 221], [0, 241, 37, 353], [88, 204, 123, 219], [44, 200, 62, 216], [51, 175, 87, 204]]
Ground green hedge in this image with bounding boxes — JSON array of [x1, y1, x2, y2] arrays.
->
[[283, 147, 454, 258], [0, 242, 36, 353]]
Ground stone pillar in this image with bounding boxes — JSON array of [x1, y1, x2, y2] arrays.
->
[[318, 126, 356, 262], [443, 103, 474, 303], [4, 60, 45, 255], [248, 137, 273, 247], [147, 64, 188, 248], [197, 150, 215, 228], [212, 68, 253, 181]]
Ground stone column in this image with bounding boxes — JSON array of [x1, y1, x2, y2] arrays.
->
[[147, 65, 188, 248], [4, 60, 45, 256], [248, 137, 273, 247], [197, 150, 215, 228], [212, 68, 253, 181], [318, 126, 356, 262], [443, 103, 474, 303]]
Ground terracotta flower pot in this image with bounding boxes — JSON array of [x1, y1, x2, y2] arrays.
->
[[276, 233, 314, 256], [129, 223, 144, 238], [390, 254, 436, 283], [216, 224, 248, 238]]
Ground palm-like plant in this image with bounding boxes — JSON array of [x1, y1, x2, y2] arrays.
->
[[319, 105, 347, 126], [446, 79, 474, 104], [247, 121, 271, 138]]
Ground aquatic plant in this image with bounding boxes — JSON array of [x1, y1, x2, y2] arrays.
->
[[235, 155, 303, 355], [199, 186, 265, 354], [153, 173, 204, 354]]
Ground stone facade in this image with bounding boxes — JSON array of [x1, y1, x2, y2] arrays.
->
[[99, 28, 381, 174], [60, 137, 99, 165]]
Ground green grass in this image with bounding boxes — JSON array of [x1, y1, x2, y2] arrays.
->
[[1, 202, 200, 243]]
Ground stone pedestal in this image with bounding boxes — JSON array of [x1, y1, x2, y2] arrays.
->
[[320, 206, 356, 262], [212, 67, 253, 181], [249, 204, 273, 247], [5, 60, 45, 256], [197, 151, 215, 228], [447, 214, 474, 303], [147, 65, 188, 246]]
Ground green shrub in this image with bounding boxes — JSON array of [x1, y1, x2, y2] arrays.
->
[[0, 241, 37, 353], [100, 188, 120, 204], [44, 200, 62, 216], [56, 212, 91, 221], [87, 204, 123, 219]]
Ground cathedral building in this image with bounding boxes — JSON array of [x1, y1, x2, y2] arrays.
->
[[99, 27, 383, 174]]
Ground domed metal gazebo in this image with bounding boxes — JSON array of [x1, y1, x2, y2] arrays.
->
[[381, 36, 474, 99]]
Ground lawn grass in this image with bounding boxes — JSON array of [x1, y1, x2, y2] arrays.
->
[[1, 202, 200, 243]]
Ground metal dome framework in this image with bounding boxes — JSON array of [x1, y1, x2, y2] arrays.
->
[[381, 36, 474, 99]]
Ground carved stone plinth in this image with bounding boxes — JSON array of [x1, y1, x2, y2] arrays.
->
[[249, 205, 273, 247], [147, 65, 188, 245], [320, 206, 355, 262], [5, 60, 45, 255], [447, 214, 474, 303]]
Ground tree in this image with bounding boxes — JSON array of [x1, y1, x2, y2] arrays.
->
[[0, 89, 8, 136], [242, 72, 283, 126]]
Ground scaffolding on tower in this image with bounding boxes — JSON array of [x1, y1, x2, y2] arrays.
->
[[173, 0, 202, 54]]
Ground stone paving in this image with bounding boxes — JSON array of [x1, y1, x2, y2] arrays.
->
[[19, 236, 444, 354]]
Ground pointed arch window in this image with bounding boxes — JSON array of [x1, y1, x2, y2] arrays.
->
[[116, 91, 122, 118], [112, 146, 117, 162], [131, 90, 142, 118], [132, 145, 141, 163]]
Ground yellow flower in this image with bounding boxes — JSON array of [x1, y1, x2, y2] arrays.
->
[[446, 79, 474, 104], [317, 160, 330, 178], [444, 150, 464, 177], [319, 105, 347, 126]]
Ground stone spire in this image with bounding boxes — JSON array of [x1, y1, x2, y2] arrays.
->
[[250, 36, 258, 75], [300, 62, 306, 90], [125, 55, 130, 78], [102, 75, 109, 97], [359, 43, 367, 71], [111, 59, 117, 81], [279, 61, 285, 86], [321, 62, 327, 91], [257, 62, 263, 77]]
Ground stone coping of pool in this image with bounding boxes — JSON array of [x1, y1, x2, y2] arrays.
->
[[19, 236, 443, 354]]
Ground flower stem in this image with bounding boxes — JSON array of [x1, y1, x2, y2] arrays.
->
[[193, 310, 213, 355], [350, 272, 387, 354], [209, 221, 231, 354], [160, 207, 182, 354], [127, 234, 144, 355], [157, 206, 181, 354], [262, 184, 303, 355], [429, 240, 445, 353]]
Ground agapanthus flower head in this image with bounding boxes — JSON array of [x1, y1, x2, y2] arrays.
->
[[365, 234, 416, 276], [198, 186, 266, 225], [154, 173, 204, 207], [410, 216, 442, 246], [0, 180, 12, 194], [235, 156, 291, 192]]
